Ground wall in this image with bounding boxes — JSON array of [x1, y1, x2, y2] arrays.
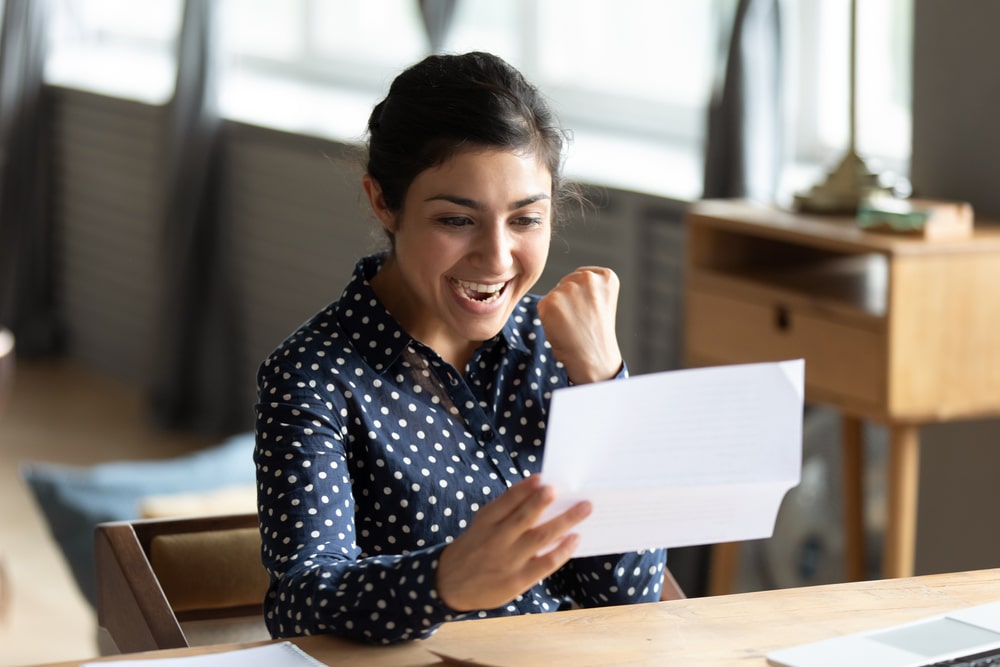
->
[[50, 90, 166, 386], [910, 0, 1000, 575], [911, 0, 1000, 217]]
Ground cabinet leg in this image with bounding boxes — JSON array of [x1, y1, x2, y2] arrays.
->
[[708, 542, 740, 596], [883, 425, 920, 579], [842, 416, 866, 581]]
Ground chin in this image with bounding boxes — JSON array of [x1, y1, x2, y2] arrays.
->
[[466, 322, 506, 342], [458, 313, 509, 341]]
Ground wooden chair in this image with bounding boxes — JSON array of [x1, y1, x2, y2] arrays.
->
[[0, 327, 14, 416], [0, 328, 11, 624], [95, 511, 685, 654], [94, 513, 270, 654]]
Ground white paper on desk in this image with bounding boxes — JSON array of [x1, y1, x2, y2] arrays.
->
[[538, 359, 804, 557], [80, 642, 328, 667]]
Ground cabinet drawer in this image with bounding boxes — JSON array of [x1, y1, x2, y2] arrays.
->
[[685, 289, 886, 408]]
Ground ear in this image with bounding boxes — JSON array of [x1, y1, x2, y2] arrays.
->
[[362, 174, 396, 233]]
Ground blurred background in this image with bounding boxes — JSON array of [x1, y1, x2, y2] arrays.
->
[[2, 1, 999, 665]]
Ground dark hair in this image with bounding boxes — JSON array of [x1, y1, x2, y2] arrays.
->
[[366, 51, 572, 221]]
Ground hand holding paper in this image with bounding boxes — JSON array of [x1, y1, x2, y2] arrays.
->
[[538, 359, 805, 557]]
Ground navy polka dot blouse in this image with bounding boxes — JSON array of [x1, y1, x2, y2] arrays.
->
[[255, 254, 667, 644]]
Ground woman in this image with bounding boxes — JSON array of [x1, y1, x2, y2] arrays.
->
[[255, 51, 667, 645]]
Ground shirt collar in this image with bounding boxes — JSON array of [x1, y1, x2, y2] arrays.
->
[[498, 300, 532, 356], [334, 254, 411, 374]]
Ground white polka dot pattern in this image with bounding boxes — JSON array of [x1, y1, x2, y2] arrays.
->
[[254, 255, 666, 644]]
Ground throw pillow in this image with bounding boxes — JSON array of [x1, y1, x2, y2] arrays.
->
[[20, 431, 256, 608]]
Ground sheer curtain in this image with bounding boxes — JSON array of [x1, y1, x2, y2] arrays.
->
[[702, 0, 783, 202], [151, 0, 245, 434], [0, 0, 60, 356]]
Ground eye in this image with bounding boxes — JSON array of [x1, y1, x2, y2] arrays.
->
[[438, 216, 472, 227], [512, 216, 543, 227]]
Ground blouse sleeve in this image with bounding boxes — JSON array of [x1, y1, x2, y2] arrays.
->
[[553, 549, 668, 607], [254, 362, 462, 644]]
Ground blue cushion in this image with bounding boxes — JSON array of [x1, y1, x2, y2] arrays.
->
[[20, 432, 256, 608]]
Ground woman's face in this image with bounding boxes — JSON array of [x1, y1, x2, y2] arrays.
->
[[367, 148, 552, 364]]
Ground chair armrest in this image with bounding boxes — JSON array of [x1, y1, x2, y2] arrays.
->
[[660, 567, 687, 601], [95, 522, 187, 653]]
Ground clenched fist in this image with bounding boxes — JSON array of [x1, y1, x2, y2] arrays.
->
[[537, 266, 623, 385]]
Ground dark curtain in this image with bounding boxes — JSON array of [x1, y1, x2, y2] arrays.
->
[[150, 0, 244, 434], [702, 0, 783, 202], [0, 0, 60, 356], [418, 0, 458, 54]]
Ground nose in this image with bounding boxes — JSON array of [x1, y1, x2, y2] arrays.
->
[[474, 221, 515, 273]]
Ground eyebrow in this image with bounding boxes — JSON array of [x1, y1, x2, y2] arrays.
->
[[425, 194, 551, 210]]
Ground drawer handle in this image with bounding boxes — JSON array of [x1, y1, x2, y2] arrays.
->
[[774, 305, 791, 332]]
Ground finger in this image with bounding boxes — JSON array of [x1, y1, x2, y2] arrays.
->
[[504, 482, 559, 531], [518, 499, 592, 554], [545, 269, 618, 305], [564, 266, 617, 284], [487, 481, 558, 533], [568, 265, 607, 278], [522, 533, 583, 582], [472, 475, 546, 526]]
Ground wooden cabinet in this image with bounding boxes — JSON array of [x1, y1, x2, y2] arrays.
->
[[683, 199, 1000, 587]]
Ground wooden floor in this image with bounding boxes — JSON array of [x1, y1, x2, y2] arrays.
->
[[0, 360, 214, 667]]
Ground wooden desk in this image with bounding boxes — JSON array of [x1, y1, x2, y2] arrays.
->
[[682, 199, 1000, 587], [34, 569, 1000, 666]]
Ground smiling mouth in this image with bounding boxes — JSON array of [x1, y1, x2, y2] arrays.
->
[[450, 278, 509, 303]]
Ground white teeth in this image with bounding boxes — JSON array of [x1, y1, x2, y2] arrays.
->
[[454, 279, 504, 294], [452, 278, 507, 303]]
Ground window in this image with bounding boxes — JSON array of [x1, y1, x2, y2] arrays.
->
[[219, 0, 719, 146], [786, 0, 913, 187], [43, 0, 913, 201], [447, 0, 721, 145], [216, 0, 428, 139], [215, 0, 723, 197], [46, 0, 181, 103]]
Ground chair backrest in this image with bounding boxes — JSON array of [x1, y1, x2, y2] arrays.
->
[[95, 513, 270, 654]]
